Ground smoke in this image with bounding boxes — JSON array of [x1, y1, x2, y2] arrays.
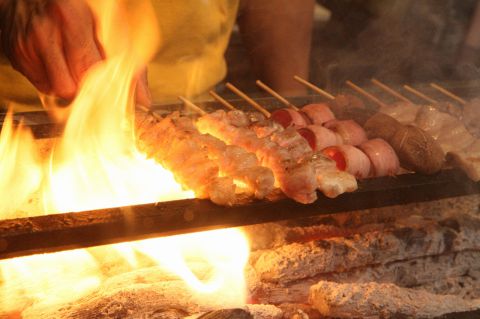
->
[[312, 0, 479, 88]]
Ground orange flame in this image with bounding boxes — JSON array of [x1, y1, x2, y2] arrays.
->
[[0, 0, 249, 314]]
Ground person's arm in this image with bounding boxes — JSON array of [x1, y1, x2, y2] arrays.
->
[[0, 0, 150, 106], [237, 0, 315, 96], [458, 1, 480, 66]]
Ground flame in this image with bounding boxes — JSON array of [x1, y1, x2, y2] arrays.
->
[[0, 0, 249, 314], [0, 113, 42, 218]]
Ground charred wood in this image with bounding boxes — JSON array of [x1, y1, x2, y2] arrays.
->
[[308, 281, 480, 318], [253, 213, 480, 284], [252, 250, 480, 304]]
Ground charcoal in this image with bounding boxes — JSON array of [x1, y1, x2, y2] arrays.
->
[[197, 309, 252, 319]]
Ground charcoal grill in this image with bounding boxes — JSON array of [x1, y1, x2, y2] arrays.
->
[[1, 94, 479, 261]]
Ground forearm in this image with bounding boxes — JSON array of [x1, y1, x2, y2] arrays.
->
[[465, 1, 480, 49], [238, 0, 314, 95]]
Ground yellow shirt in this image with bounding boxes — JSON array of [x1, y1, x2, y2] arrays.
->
[[0, 0, 239, 110]]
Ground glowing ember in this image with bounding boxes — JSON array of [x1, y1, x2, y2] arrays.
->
[[0, 0, 249, 314]]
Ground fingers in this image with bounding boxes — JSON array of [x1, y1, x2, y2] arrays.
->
[[13, 34, 51, 94], [33, 17, 77, 100], [135, 68, 152, 107], [53, 0, 103, 83]]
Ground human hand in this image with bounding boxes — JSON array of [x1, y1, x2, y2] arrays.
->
[[0, 0, 151, 106]]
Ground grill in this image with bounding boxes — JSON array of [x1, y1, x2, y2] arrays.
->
[[2, 92, 480, 318], [1, 94, 479, 260]]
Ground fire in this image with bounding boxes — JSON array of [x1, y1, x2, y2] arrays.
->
[[0, 0, 249, 315]]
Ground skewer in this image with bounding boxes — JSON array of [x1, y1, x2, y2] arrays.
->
[[225, 82, 271, 117], [136, 104, 150, 113], [136, 104, 162, 121], [429, 83, 467, 105], [345, 80, 387, 108], [178, 96, 207, 115], [371, 78, 413, 104], [403, 85, 439, 105], [255, 80, 300, 111], [293, 75, 335, 100], [209, 90, 238, 111]]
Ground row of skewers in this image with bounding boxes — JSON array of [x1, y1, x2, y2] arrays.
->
[[135, 77, 480, 205]]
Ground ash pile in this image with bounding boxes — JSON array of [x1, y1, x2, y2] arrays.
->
[[14, 195, 480, 319]]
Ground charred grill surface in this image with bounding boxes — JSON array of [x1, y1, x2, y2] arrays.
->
[[1, 95, 480, 259], [0, 169, 478, 260]]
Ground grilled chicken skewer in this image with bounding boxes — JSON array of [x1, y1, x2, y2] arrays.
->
[[203, 89, 358, 201], [179, 97, 276, 200], [136, 108, 237, 205]]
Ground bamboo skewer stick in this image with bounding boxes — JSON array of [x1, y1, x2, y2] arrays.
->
[[371, 78, 413, 104], [136, 104, 162, 121], [209, 90, 238, 111], [225, 82, 271, 117], [345, 80, 387, 108], [255, 80, 300, 111], [136, 104, 150, 113], [403, 85, 439, 105], [429, 83, 467, 105], [178, 96, 207, 115], [293, 75, 335, 100]]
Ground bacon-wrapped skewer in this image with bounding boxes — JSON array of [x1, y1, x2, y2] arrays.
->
[[322, 145, 371, 179], [301, 103, 335, 125], [297, 125, 341, 151], [358, 138, 400, 177], [230, 83, 344, 152], [324, 120, 368, 146], [256, 79, 336, 127]]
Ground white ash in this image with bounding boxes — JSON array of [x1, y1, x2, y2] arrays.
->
[[21, 264, 241, 319], [245, 304, 283, 319], [245, 194, 480, 251], [321, 250, 480, 293], [7, 193, 480, 318], [309, 280, 480, 318], [252, 250, 480, 304], [253, 212, 480, 284], [185, 305, 282, 319]]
